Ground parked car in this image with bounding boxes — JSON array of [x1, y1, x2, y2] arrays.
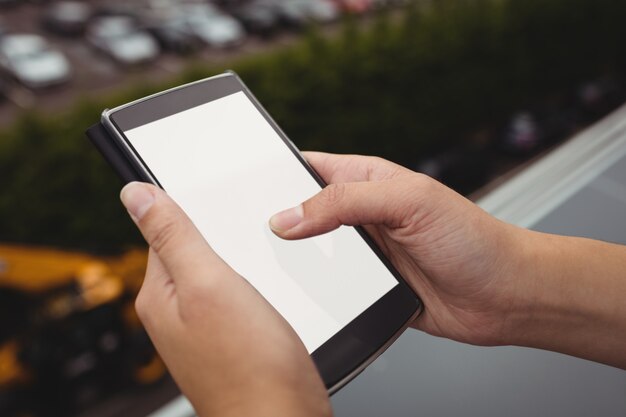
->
[[297, 0, 341, 23], [0, 34, 71, 89], [272, 0, 310, 27], [141, 0, 204, 53], [179, 3, 246, 48], [227, 0, 282, 36], [0, 246, 166, 417], [86, 16, 160, 65], [265, 0, 340, 27], [41, 1, 93, 36], [227, 0, 337, 30], [92, 4, 142, 20], [145, 14, 203, 54]]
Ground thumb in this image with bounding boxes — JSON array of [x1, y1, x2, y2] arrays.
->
[[269, 178, 424, 240], [120, 182, 228, 288]]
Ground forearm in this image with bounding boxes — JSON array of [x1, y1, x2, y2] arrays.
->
[[508, 229, 626, 368]]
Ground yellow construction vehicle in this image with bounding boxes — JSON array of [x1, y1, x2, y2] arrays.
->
[[0, 244, 165, 417]]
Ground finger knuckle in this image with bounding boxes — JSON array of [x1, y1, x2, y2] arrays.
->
[[365, 156, 406, 180], [412, 172, 438, 193], [320, 183, 346, 207], [368, 155, 387, 167]]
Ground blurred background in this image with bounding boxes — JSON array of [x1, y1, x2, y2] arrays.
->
[[0, 0, 626, 416]]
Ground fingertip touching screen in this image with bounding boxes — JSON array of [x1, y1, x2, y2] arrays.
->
[[121, 91, 398, 352]]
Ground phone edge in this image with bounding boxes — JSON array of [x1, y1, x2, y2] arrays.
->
[[327, 306, 422, 395]]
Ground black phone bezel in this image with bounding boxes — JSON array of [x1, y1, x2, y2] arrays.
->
[[103, 72, 422, 393]]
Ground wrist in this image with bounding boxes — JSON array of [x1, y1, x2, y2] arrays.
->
[[205, 390, 332, 417], [478, 224, 540, 347], [501, 230, 626, 367], [193, 372, 332, 417], [502, 230, 587, 347]]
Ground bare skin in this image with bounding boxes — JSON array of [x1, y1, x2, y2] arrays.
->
[[120, 152, 626, 416], [120, 183, 332, 417], [270, 152, 626, 368]]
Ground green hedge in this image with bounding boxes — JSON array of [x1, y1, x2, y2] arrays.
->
[[1, 0, 625, 252]]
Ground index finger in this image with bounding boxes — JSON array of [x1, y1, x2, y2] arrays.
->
[[301, 151, 413, 184]]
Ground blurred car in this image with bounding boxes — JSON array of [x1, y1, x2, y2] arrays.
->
[[0, 34, 71, 89], [142, 0, 205, 53], [179, 3, 246, 48], [41, 1, 93, 36], [298, 0, 341, 23], [86, 16, 160, 65], [146, 19, 202, 54], [271, 0, 340, 27], [92, 4, 142, 20], [227, 0, 337, 30], [227, 0, 282, 36], [145, 14, 203, 54], [0, 246, 165, 417], [272, 0, 310, 28]]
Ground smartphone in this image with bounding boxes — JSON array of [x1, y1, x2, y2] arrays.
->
[[99, 71, 422, 394]]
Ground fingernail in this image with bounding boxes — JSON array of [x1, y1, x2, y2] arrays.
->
[[270, 205, 303, 232], [120, 182, 155, 222]]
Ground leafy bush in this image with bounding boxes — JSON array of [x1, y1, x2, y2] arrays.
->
[[1, 0, 625, 251]]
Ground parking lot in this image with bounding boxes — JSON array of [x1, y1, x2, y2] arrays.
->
[[0, 0, 407, 126]]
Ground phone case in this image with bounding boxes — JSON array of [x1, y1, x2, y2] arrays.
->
[[86, 123, 144, 184]]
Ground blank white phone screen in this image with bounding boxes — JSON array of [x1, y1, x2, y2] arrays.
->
[[124, 91, 398, 352]]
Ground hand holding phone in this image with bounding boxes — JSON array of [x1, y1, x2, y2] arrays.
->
[[94, 72, 421, 393], [89, 72, 626, 413], [121, 182, 332, 417], [269, 151, 525, 348], [119, 148, 528, 417]]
